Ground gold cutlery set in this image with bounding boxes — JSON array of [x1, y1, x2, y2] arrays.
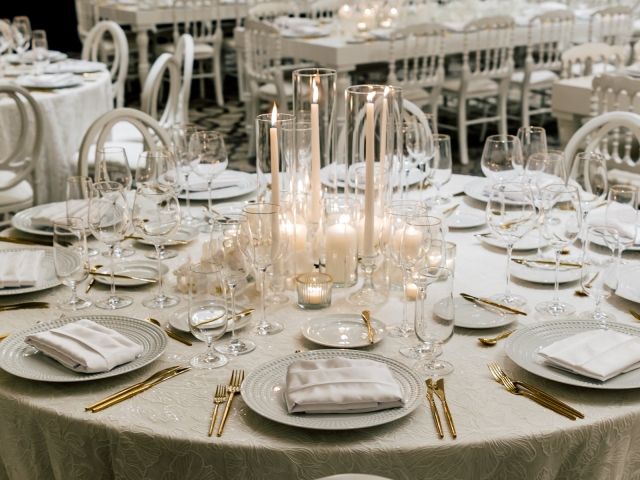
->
[[0, 237, 52, 247], [426, 378, 456, 439], [211, 370, 245, 437], [460, 293, 527, 316]]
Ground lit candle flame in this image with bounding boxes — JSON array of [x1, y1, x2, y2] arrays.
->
[[271, 103, 278, 127], [339, 214, 351, 224], [384, 86, 390, 98], [312, 79, 318, 104], [367, 91, 375, 103], [342, 4, 349, 12]]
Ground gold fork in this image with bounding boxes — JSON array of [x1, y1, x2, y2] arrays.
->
[[217, 370, 244, 437], [208, 385, 228, 437]]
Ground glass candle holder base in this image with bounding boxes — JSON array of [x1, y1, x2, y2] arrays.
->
[[347, 255, 387, 306], [296, 272, 332, 309], [536, 300, 575, 317]]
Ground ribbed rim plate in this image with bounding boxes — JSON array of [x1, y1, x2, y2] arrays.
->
[[505, 320, 640, 389], [179, 171, 258, 200], [0, 315, 166, 382], [0, 248, 62, 296], [242, 349, 425, 430]]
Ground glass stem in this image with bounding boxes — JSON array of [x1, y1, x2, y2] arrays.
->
[[156, 244, 165, 301], [207, 180, 213, 222], [228, 282, 238, 343], [505, 244, 513, 298], [184, 173, 192, 218], [259, 267, 268, 328], [108, 244, 116, 300], [414, 286, 424, 333], [435, 184, 441, 202], [402, 267, 410, 330], [361, 257, 376, 292], [553, 248, 561, 304], [206, 336, 216, 360], [536, 228, 543, 258], [70, 284, 79, 307]]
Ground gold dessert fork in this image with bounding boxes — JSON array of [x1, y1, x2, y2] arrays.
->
[[217, 370, 244, 437], [208, 385, 228, 437]]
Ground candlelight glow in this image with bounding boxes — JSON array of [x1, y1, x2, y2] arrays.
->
[[341, 4, 349, 12], [312, 79, 318, 104], [384, 86, 390, 97], [339, 214, 351, 224], [364, 8, 371, 15], [390, 7, 398, 15], [271, 103, 277, 126], [367, 91, 375, 103]]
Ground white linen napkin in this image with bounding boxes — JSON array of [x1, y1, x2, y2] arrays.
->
[[0, 250, 44, 288], [586, 209, 640, 244], [187, 172, 239, 192], [285, 357, 405, 414], [539, 330, 640, 382], [18, 73, 75, 87], [30, 201, 88, 228], [24, 319, 144, 373]]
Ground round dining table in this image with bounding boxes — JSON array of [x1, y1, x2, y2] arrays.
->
[[0, 174, 639, 480]]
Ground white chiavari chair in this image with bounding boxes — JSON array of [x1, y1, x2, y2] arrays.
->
[[439, 16, 515, 165], [589, 5, 633, 46], [0, 85, 43, 224], [308, 0, 342, 21], [561, 43, 626, 78], [248, 1, 300, 24], [74, 0, 98, 43]]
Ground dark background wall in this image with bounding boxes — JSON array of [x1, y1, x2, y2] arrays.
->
[[3, 1, 82, 54]]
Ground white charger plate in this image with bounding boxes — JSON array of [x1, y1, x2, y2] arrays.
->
[[16, 75, 84, 89], [609, 264, 640, 303], [11, 202, 91, 237], [450, 297, 516, 329], [510, 260, 582, 284], [505, 320, 640, 389], [464, 178, 525, 205], [179, 171, 259, 201], [0, 248, 62, 296], [134, 227, 199, 246], [446, 210, 486, 229], [6, 51, 68, 64], [0, 315, 166, 382], [93, 260, 169, 287], [168, 304, 253, 333], [241, 349, 425, 430], [301, 314, 387, 348], [479, 230, 547, 251]]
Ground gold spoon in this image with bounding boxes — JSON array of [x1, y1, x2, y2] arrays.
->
[[574, 272, 600, 297], [145, 318, 192, 346], [85, 264, 103, 293], [478, 330, 514, 346]]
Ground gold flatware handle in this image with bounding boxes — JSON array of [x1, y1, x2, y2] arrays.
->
[[629, 309, 640, 321], [428, 397, 444, 438], [0, 333, 9, 341], [519, 390, 576, 420], [361, 310, 374, 344], [208, 404, 220, 437], [512, 259, 582, 268], [440, 399, 456, 438], [126, 235, 188, 245], [85, 277, 95, 293], [0, 302, 49, 312], [217, 391, 235, 437], [228, 308, 255, 320], [515, 381, 584, 419], [164, 329, 192, 346], [442, 204, 459, 216], [0, 237, 51, 246], [91, 383, 152, 412], [91, 272, 157, 283], [460, 293, 527, 316]]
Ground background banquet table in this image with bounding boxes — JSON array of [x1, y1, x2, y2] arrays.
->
[[0, 74, 112, 204], [1, 174, 640, 480]]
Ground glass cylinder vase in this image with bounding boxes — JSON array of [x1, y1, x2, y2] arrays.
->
[[256, 111, 295, 204]]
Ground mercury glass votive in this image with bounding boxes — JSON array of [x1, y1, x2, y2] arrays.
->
[[296, 272, 333, 309]]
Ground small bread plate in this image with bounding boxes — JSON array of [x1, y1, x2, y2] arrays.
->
[[93, 260, 169, 287], [510, 259, 581, 284], [133, 226, 198, 246], [301, 314, 387, 348], [446, 209, 486, 229], [168, 304, 253, 334], [479, 230, 547, 250], [450, 297, 516, 329]]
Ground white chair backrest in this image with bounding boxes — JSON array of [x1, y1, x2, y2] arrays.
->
[[561, 42, 626, 78], [248, 1, 299, 23], [171, 33, 195, 124], [77, 108, 171, 178], [387, 23, 445, 91], [525, 10, 574, 75], [140, 53, 182, 128], [171, 4, 222, 45], [461, 16, 515, 81], [82, 21, 129, 108], [75, 0, 98, 41], [589, 5, 633, 46], [308, 0, 341, 20], [0, 85, 43, 198]]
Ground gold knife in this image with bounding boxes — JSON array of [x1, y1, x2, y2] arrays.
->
[[442, 204, 459, 217], [91, 272, 157, 283], [432, 379, 456, 439], [0, 302, 49, 312], [512, 259, 582, 268], [0, 237, 52, 246], [85, 277, 95, 293], [629, 309, 640, 321], [147, 318, 192, 346], [361, 310, 374, 344], [228, 308, 255, 320], [460, 293, 527, 316], [426, 379, 443, 439], [90, 366, 191, 412], [0, 333, 9, 341]]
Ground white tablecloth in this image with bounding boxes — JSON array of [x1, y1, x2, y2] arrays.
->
[[0, 74, 112, 203], [0, 174, 640, 480]]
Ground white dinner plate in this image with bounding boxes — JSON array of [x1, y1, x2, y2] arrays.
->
[[479, 230, 547, 250], [300, 314, 387, 348], [585, 230, 640, 252], [45, 60, 105, 74], [93, 260, 169, 287], [178, 171, 259, 201], [320, 162, 424, 190], [0, 248, 62, 296], [241, 349, 425, 430], [609, 264, 640, 303], [168, 304, 253, 333], [15, 74, 84, 89], [450, 297, 516, 329], [510, 260, 582, 284], [134, 227, 199, 246], [505, 320, 640, 389], [12, 203, 70, 237], [6, 50, 68, 64], [464, 178, 525, 205], [0, 315, 166, 382], [445, 210, 486, 229]]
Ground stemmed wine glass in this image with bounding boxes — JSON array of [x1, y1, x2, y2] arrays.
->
[[11, 16, 31, 57], [189, 131, 229, 233], [0, 20, 12, 56], [31, 30, 48, 75], [88, 182, 133, 309], [211, 214, 256, 355], [132, 184, 182, 309], [66, 176, 98, 257], [170, 123, 201, 226], [238, 203, 289, 336], [95, 147, 135, 258], [402, 121, 429, 198], [412, 267, 455, 376], [481, 135, 524, 184], [425, 133, 452, 206], [517, 126, 547, 164], [53, 217, 92, 310], [486, 183, 538, 307], [188, 262, 228, 369], [536, 184, 582, 316], [606, 184, 638, 266], [417, 114, 436, 202], [580, 226, 619, 328]]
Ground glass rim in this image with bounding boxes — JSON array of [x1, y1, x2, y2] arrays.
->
[[296, 272, 333, 284], [255, 113, 295, 125], [242, 202, 281, 215], [136, 184, 175, 195], [385, 204, 428, 216], [97, 146, 126, 155], [323, 196, 359, 208], [586, 226, 619, 237], [191, 130, 225, 140], [292, 67, 337, 77], [93, 181, 123, 192], [485, 134, 520, 143], [346, 85, 403, 95], [609, 183, 639, 193], [517, 126, 546, 132], [491, 182, 533, 191], [139, 149, 171, 159], [406, 215, 442, 226], [190, 261, 223, 274], [544, 183, 577, 193], [53, 216, 84, 228], [417, 266, 453, 278]]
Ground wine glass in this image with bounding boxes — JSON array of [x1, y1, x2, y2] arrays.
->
[[31, 30, 48, 75], [95, 147, 134, 259], [412, 267, 454, 376], [0, 20, 12, 56], [606, 184, 638, 266], [170, 123, 201, 226], [11, 16, 31, 57], [517, 126, 547, 163], [486, 183, 538, 307], [417, 114, 436, 202], [132, 184, 182, 309], [211, 214, 256, 355], [425, 133, 452, 206], [66, 176, 98, 257], [536, 184, 582, 316], [402, 121, 428, 198], [189, 131, 229, 233], [53, 217, 92, 310], [523, 151, 567, 260], [481, 134, 524, 184], [188, 262, 228, 369], [88, 182, 133, 309], [580, 226, 619, 328], [238, 203, 289, 336]]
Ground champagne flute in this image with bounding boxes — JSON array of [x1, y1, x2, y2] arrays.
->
[[132, 184, 182, 309], [11, 16, 31, 57], [517, 126, 547, 164], [481, 134, 524, 184], [425, 133, 452, 206], [189, 131, 228, 233], [53, 217, 92, 310], [580, 226, 619, 328], [88, 182, 133, 309], [402, 121, 428, 198], [239, 203, 289, 336], [536, 184, 582, 316], [188, 262, 228, 369], [486, 183, 538, 307], [66, 176, 98, 257], [606, 184, 638, 266], [211, 214, 256, 355], [170, 122, 201, 226]]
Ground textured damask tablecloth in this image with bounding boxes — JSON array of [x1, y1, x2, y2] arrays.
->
[[0, 175, 640, 480]]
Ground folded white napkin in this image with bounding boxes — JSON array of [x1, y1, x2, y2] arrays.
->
[[25, 319, 144, 373], [45, 60, 105, 74], [30, 201, 88, 229], [18, 73, 75, 87], [187, 172, 238, 192], [539, 330, 640, 381], [0, 250, 44, 288], [285, 357, 405, 414], [586, 209, 640, 244], [20, 49, 63, 61]]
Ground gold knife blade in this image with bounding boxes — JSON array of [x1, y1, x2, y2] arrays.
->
[[0, 333, 9, 341], [228, 308, 255, 320], [426, 379, 444, 439], [460, 293, 527, 316], [0, 237, 52, 246], [0, 302, 49, 312], [512, 259, 582, 268], [91, 272, 157, 283], [629, 309, 640, 321], [361, 310, 374, 344], [433, 379, 456, 438]]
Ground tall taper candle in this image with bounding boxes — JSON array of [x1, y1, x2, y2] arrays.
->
[[310, 80, 321, 222], [378, 87, 389, 212], [270, 103, 280, 206], [364, 91, 376, 256]]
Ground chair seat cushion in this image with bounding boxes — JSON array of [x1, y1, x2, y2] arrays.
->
[[0, 171, 33, 206], [258, 82, 294, 97], [109, 121, 145, 143], [442, 77, 499, 94], [157, 42, 215, 58], [511, 69, 558, 85], [572, 62, 616, 76]]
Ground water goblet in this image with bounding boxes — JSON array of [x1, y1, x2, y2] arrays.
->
[[606, 184, 638, 266], [53, 217, 92, 310], [425, 134, 452, 206], [402, 121, 429, 198], [481, 134, 524, 184], [66, 176, 98, 257], [31, 30, 48, 75], [170, 123, 201, 226], [517, 126, 547, 163], [11, 16, 31, 57]]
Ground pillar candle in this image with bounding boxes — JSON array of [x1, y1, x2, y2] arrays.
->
[[325, 215, 357, 284], [270, 103, 280, 206], [377, 87, 389, 213]]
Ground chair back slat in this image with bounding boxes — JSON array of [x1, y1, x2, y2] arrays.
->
[[589, 5, 632, 46], [561, 42, 626, 78], [526, 10, 574, 74], [462, 16, 514, 80]]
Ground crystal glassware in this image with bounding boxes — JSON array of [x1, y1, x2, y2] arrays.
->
[[402, 121, 429, 198], [132, 184, 181, 309], [481, 134, 524, 184], [517, 126, 547, 164], [31, 30, 48, 75], [53, 217, 92, 310], [170, 122, 201, 226], [66, 176, 98, 257], [425, 133, 452, 206], [88, 182, 133, 309], [606, 184, 638, 266], [11, 16, 31, 57], [417, 113, 436, 203], [296, 272, 332, 309], [486, 183, 538, 307], [188, 262, 228, 369]]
